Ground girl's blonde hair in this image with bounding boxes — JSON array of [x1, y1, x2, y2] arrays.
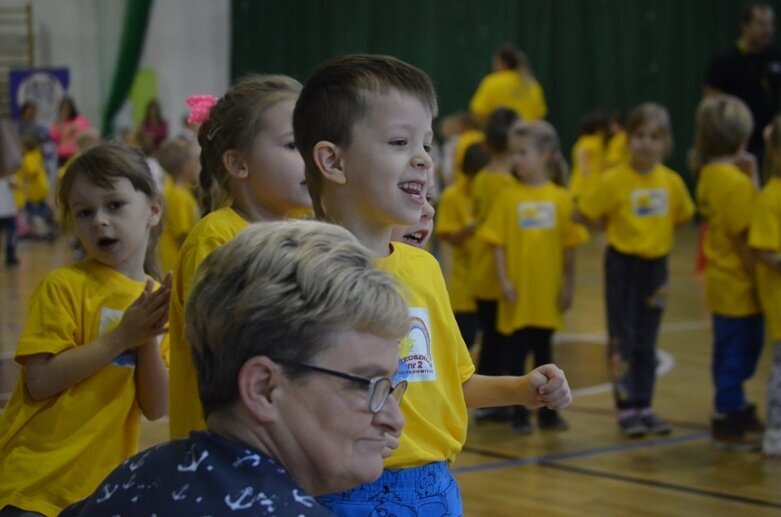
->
[[626, 102, 674, 158], [764, 114, 781, 179], [58, 142, 163, 279], [511, 120, 569, 186], [198, 74, 302, 214], [692, 95, 753, 171]]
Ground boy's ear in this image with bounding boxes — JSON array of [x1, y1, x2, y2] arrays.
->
[[237, 356, 284, 424], [222, 149, 249, 179], [313, 141, 347, 185]]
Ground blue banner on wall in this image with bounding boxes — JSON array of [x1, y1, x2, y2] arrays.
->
[[9, 68, 69, 125]]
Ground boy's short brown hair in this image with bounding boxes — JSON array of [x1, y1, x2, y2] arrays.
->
[[293, 54, 438, 218], [626, 102, 674, 157]]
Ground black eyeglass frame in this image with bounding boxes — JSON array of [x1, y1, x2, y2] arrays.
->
[[279, 360, 407, 414]]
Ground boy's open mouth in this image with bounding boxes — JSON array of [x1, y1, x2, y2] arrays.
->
[[398, 181, 425, 203]]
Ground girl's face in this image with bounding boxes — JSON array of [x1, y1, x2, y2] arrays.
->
[[68, 175, 161, 280], [240, 99, 312, 217], [629, 122, 667, 171], [510, 135, 549, 184]]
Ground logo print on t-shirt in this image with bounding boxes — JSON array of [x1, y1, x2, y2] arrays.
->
[[631, 188, 668, 217], [100, 307, 136, 367], [394, 308, 435, 383], [517, 201, 556, 229]]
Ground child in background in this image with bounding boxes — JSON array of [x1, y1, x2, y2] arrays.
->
[[17, 134, 55, 240], [449, 112, 485, 184], [168, 75, 312, 439], [471, 108, 519, 397], [694, 95, 765, 451], [604, 111, 629, 171], [749, 115, 781, 457], [156, 139, 199, 273], [570, 110, 607, 200], [0, 175, 18, 266], [437, 143, 490, 349], [294, 53, 572, 516], [391, 169, 436, 249], [483, 121, 588, 433], [576, 103, 694, 437], [0, 143, 169, 516], [57, 131, 100, 181]]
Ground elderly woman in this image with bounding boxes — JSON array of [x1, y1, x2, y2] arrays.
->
[[62, 220, 408, 516]]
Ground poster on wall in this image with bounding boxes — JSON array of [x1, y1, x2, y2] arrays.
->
[[9, 68, 70, 126]]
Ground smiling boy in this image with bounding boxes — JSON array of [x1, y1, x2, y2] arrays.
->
[[293, 54, 572, 515]]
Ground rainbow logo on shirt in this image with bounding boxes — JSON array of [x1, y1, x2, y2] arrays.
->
[[395, 308, 435, 383], [517, 201, 556, 229], [631, 188, 668, 217], [100, 307, 136, 368]]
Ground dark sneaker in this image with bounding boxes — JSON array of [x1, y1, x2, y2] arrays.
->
[[619, 413, 647, 438], [739, 404, 765, 438], [711, 412, 762, 452], [640, 412, 672, 435], [538, 407, 569, 431], [6, 256, 19, 267], [510, 407, 533, 435]]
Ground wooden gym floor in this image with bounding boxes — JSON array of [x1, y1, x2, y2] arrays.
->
[[1, 224, 779, 516]]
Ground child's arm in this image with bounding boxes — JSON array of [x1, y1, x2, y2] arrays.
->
[[493, 245, 517, 303], [572, 209, 605, 231], [462, 365, 572, 410], [753, 248, 781, 271], [558, 247, 576, 312], [25, 280, 170, 401], [439, 221, 476, 246]]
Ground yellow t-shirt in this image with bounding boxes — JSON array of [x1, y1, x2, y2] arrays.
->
[[579, 163, 694, 259], [749, 177, 781, 340], [376, 243, 475, 468], [168, 207, 249, 439], [17, 149, 48, 203], [696, 162, 759, 316], [604, 130, 629, 170], [479, 181, 588, 334], [472, 170, 517, 300], [159, 177, 199, 273], [435, 177, 477, 312], [469, 69, 547, 122], [569, 134, 604, 199], [0, 260, 152, 516]]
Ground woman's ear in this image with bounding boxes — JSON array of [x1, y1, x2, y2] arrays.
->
[[222, 149, 249, 179], [313, 141, 347, 185], [236, 356, 284, 424]]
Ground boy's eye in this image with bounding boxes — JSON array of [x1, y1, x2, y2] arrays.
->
[[423, 144, 433, 154], [284, 141, 296, 150], [75, 209, 92, 218], [107, 201, 126, 211], [389, 139, 408, 147]]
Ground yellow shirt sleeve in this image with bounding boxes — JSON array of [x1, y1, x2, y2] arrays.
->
[[749, 182, 781, 251], [671, 173, 696, 224], [15, 273, 78, 361], [577, 173, 612, 221]]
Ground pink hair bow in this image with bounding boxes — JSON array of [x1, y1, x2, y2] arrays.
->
[[185, 94, 218, 124]]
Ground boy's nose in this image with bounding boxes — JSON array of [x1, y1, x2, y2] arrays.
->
[[412, 150, 433, 170]]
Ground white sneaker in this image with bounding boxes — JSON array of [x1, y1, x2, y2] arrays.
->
[[763, 428, 781, 458]]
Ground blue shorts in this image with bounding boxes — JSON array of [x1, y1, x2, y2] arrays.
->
[[317, 461, 463, 516]]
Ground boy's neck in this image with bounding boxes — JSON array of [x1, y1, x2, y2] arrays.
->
[[630, 158, 656, 174], [487, 155, 513, 173], [325, 205, 393, 258]]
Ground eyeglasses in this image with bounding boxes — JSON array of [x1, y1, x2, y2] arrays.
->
[[279, 361, 407, 414]]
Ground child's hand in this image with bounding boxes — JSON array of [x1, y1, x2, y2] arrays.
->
[[115, 276, 171, 350], [557, 284, 573, 313], [526, 364, 572, 410], [501, 282, 517, 303]]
